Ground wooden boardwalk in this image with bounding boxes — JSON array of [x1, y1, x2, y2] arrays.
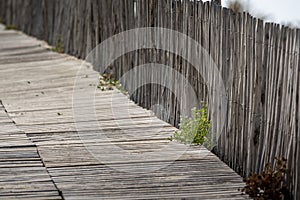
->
[[0, 103, 62, 199], [0, 24, 249, 199]]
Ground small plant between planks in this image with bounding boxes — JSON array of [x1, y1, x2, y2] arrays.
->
[[97, 73, 128, 95], [170, 103, 211, 147], [240, 157, 290, 200], [5, 24, 17, 30], [51, 35, 64, 53]]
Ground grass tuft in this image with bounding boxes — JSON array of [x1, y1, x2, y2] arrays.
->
[[97, 73, 128, 95], [5, 24, 17, 30], [170, 103, 211, 146], [51, 36, 64, 53]]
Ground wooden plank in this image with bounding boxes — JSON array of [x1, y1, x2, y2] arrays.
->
[[3, 0, 299, 198], [0, 102, 62, 199], [0, 6, 249, 199]]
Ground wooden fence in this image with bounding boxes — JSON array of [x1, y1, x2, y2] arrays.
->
[[0, 0, 299, 198]]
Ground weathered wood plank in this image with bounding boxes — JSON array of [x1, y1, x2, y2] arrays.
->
[[0, 102, 62, 199], [1, 0, 299, 198], [0, 16, 248, 200]]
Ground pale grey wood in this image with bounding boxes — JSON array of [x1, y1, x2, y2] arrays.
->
[[0, 0, 299, 198], [0, 7, 249, 200], [0, 102, 62, 199]]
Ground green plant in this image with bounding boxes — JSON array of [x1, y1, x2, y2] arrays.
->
[[51, 36, 64, 53], [171, 104, 211, 146], [0, 18, 4, 24], [240, 157, 289, 200], [97, 73, 128, 94], [5, 24, 17, 30]]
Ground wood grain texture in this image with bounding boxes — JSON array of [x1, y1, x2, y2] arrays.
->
[[0, 24, 249, 199], [0, 102, 62, 199], [0, 0, 299, 198]]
